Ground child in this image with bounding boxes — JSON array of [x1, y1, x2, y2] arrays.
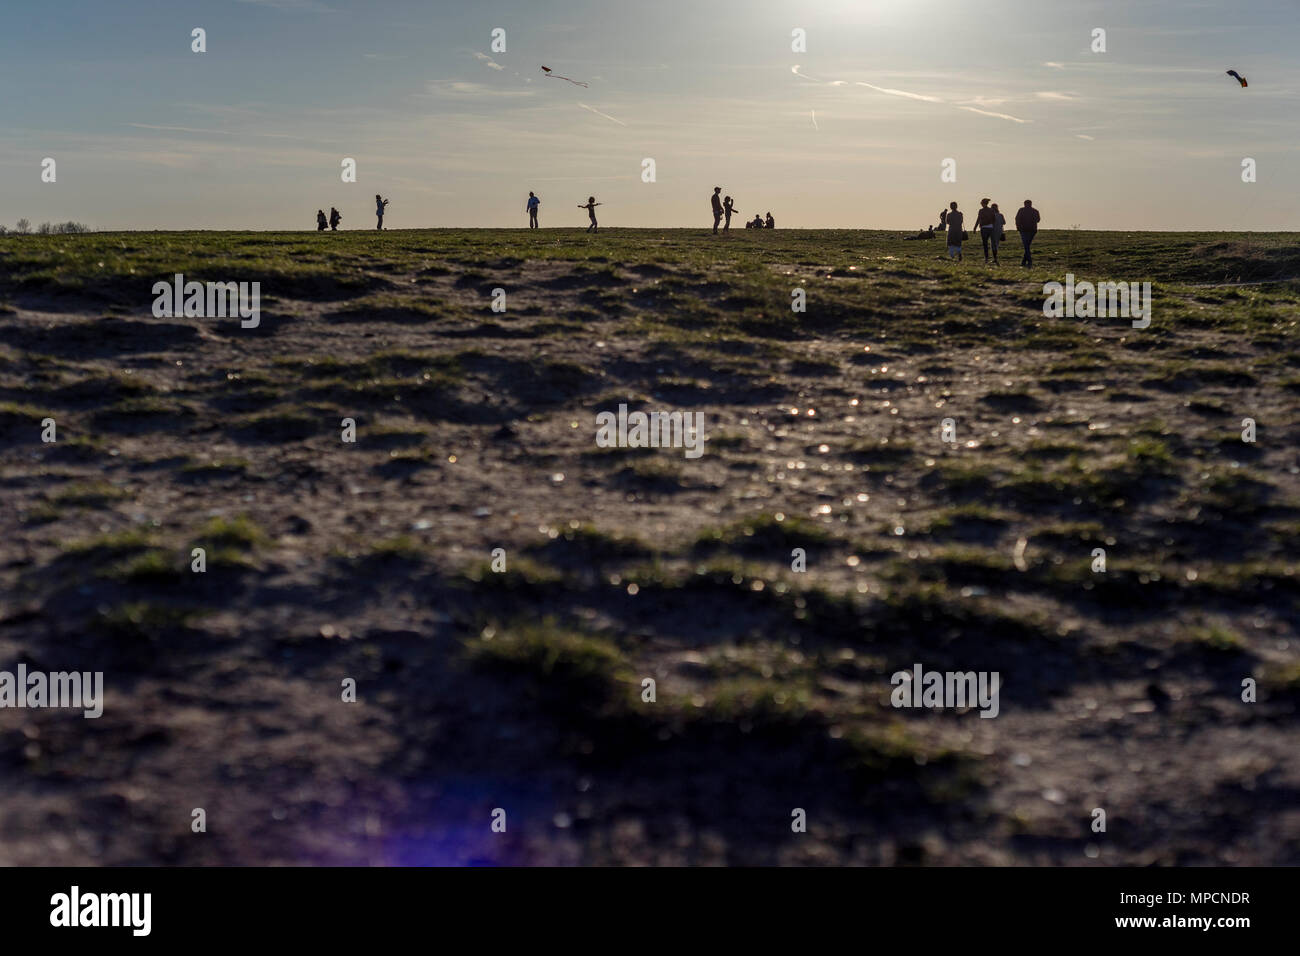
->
[[316, 209, 327, 231], [578, 196, 602, 233], [375, 194, 389, 231], [329, 207, 342, 231], [723, 195, 737, 231]]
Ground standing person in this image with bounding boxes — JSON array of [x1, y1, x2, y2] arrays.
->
[[711, 186, 723, 234], [945, 201, 964, 261], [316, 209, 327, 231], [764, 212, 774, 229], [723, 195, 737, 231], [939, 207, 948, 231], [329, 207, 342, 231], [989, 203, 1005, 263], [526, 191, 540, 229], [974, 198, 996, 261], [375, 194, 389, 230], [579, 196, 602, 233], [1015, 199, 1041, 267]]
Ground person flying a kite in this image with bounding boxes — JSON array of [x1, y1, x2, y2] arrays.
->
[[1226, 69, 1248, 88], [541, 66, 589, 87]]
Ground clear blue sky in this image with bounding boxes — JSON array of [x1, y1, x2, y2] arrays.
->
[[1, 0, 1296, 229]]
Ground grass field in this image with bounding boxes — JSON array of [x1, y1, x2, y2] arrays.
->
[[1, 228, 1298, 865]]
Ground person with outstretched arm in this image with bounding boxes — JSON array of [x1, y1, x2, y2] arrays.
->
[[723, 195, 737, 232], [526, 191, 540, 229], [375, 194, 389, 230], [1015, 199, 1040, 267], [579, 196, 602, 233]]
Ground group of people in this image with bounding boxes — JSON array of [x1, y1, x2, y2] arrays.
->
[[711, 187, 774, 232], [315, 207, 343, 231], [938, 198, 1041, 266], [313, 194, 391, 232]]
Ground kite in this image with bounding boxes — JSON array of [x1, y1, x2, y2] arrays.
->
[[1226, 69, 1248, 88], [540, 66, 588, 87]]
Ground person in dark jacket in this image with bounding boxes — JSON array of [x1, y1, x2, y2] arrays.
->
[[945, 201, 964, 260], [316, 209, 327, 231], [1014, 199, 1041, 267], [329, 207, 342, 231], [974, 198, 997, 261]]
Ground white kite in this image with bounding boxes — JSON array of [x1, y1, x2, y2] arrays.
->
[[541, 66, 588, 87]]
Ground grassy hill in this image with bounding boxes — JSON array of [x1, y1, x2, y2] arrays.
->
[[0, 228, 1297, 864]]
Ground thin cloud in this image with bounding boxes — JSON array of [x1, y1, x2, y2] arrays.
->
[[811, 109, 819, 130], [577, 102, 627, 126], [128, 123, 229, 135], [473, 52, 505, 71], [1043, 61, 1066, 70], [958, 105, 1031, 123], [1075, 134, 1095, 140], [1035, 91, 1079, 101], [854, 82, 943, 103]]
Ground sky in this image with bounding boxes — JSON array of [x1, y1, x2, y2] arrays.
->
[[1, 0, 1297, 230]]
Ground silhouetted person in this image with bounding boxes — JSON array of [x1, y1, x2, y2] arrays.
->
[[939, 207, 948, 231], [1015, 199, 1040, 266], [927, 224, 935, 238], [711, 187, 723, 234], [750, 215, 764, 229], [764, 212, 774, 229], [526, 191, 540, 229], [579, 196, 602, 232], [316, 209, 327, 231], [375, 194, 389, 230], [989, 203, 1004, 263], [945, 201, 964, 260], [723, 195, 737, 231], [975, 198, 997, 262], [329, 207, 341, 231]]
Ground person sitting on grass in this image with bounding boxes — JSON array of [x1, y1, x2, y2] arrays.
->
[[764, 212, 774, 229], [579, 196, 602, 233]]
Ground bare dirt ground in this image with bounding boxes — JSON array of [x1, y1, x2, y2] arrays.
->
[[1, 228, 1297, 865]]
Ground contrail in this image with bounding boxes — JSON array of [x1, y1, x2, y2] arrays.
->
[[854, 81, 943, 103], [811, 109, 818, 130], [577, 102, 627, 126], [958, 105, 1031, 123]]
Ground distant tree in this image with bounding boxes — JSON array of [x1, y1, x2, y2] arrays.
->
[[14, 218, 30, 234], [0, 224, 7, 235], [53, 221, 90, 234], [36, 222, 52, 235]]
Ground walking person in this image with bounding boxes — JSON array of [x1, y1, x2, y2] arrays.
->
[[723, 195, 737, 231], [989, 203, 1005, 263], [329, 207, 342, 231], [974, 198, 996, 262], [711, 186, 723, 234], [579, 196, 602, 233], [375, 194, 389, 230], [316, 209, 328, 231], [1015, 199, 1041, 267], [945, 201, 965, 261], [526, 191, 540, 229]]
